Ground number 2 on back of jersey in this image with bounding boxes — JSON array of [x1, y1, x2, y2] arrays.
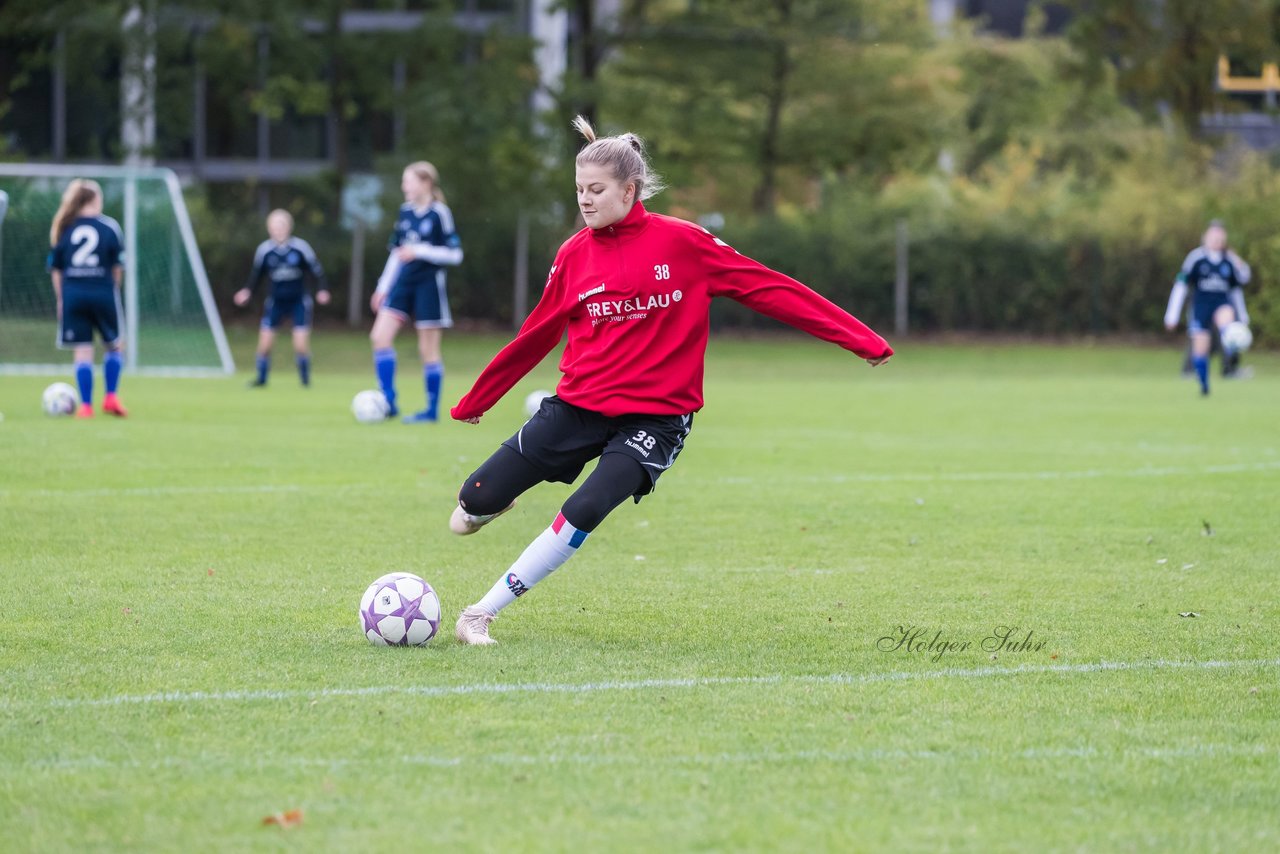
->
[[70, 225, 100, 268]]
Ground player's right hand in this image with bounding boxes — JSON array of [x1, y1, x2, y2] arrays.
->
[[370, 291, 385, 312], [233, 288, 251, 307], [1164, 321, 1177, 332]]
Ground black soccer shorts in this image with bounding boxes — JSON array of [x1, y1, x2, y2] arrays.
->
[[500, 395, 694, 499]]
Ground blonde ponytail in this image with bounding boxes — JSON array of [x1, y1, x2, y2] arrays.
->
[[50, 179, 102, 247], [572, 115, 665, 201], [405, 160, 447, 205]]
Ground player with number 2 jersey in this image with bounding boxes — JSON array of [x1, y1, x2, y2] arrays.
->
[[47, 179, 128, 418]]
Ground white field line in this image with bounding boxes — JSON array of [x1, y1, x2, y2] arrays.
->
[[14, 742, 1278, 775], [16, 657, 1278, 712], [0, 483, 383, 499], [4, 460, 1274, 500], [716, 459, 1280, 485]]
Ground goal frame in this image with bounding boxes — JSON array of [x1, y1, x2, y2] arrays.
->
[[0, 163, 234, 376]]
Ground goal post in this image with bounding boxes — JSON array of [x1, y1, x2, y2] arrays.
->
[[0, 164, 234, 376]]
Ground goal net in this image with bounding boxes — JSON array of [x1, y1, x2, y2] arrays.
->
[[0, 164, 234, 376]]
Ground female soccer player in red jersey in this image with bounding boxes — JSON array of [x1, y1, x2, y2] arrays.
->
[[450, 117, 892, 645]]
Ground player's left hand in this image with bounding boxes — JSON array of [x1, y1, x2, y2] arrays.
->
[[866, 355, 891, 367], [316, 290, 331, 306], [396, 245, 417, 263]]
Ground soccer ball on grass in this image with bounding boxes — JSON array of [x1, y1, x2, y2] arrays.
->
[[351, 389, 390, 423], [42, 382, 79, 417], [524, 389, 552, 418], [359, 572, 441, 646]]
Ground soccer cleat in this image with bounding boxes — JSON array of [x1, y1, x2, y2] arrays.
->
[[455, 606, 498, 645], [449, 500, 516, 536], [385, 403, 400, 419], [247, 379, 266, 388], [402, 409, 438, 424], [102, 394, 128, 417], [74, 403, 94, 419]]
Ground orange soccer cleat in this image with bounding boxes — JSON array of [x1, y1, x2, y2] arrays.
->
[[74, 403, 94, 419]]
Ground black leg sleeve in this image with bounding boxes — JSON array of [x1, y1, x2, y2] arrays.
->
[[458, 445, 546, 516], [559, 453, 648, 533]]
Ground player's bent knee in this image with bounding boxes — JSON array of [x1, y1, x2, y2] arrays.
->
[[458, 446, 543, 516], [457, 480, 505, 516]]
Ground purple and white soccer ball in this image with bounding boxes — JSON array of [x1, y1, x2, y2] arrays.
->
[[359, 572, 441, 646], [42, 382, 79, 417]]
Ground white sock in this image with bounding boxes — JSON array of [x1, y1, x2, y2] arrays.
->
[[475, 512, 588, 615]]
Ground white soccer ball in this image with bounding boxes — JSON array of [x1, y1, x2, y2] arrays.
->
[[1221, 321, 1253, 353], [524, 389, 552, 418], [351, 389, 389, 423], [359, 572, 441, 646], [42, 382, 79, 417]]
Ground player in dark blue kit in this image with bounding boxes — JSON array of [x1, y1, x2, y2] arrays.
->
[[234, 209, 330, 387], [369, 161, 463, 422], [1164, 221, 1251, 396], [47, 179, 128, 419]]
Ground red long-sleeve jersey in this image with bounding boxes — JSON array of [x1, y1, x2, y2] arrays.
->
[[452, 201, 892, 420]]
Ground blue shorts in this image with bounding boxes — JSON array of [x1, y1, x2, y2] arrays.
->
[[59, 285, 122, 349], [262, 295, 313, 330], [382, 275, 452, 329], [1189, 295, 1232, 335]]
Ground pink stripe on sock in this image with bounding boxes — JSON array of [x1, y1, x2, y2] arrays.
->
[[552, 512, 567, 534]]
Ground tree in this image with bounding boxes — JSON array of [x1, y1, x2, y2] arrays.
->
[[1062, 0, 1278, 133], [591, 0, 950, 216]]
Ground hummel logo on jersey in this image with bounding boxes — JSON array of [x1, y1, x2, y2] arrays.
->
[[506, 572, 529, 597], [579, 283, 606, 302]]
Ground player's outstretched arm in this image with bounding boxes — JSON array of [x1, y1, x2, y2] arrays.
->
[[700, 230, 892, 361], [1164, 281, 1188, 331], [451, 257, 571, 422]]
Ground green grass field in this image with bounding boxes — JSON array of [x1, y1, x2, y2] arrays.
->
[[2, 331, 1278, 852]]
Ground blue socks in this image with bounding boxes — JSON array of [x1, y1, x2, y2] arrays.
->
[[1193, 355, 1209, 395], [252, 354, 309, 385], [424, 362, 444, 419], [375, 350, 443, 420], [75, 362, 93, 406], [374, 348, 397, 412], [103, 351, 122, 395]]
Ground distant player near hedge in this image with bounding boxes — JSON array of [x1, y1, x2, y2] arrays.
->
[[369, 161, 464, 422], [47, 179, 128, 419], [233, 209, 330, 387], [1165, 221, 1251, 396], [448, 116, 894, 645]]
